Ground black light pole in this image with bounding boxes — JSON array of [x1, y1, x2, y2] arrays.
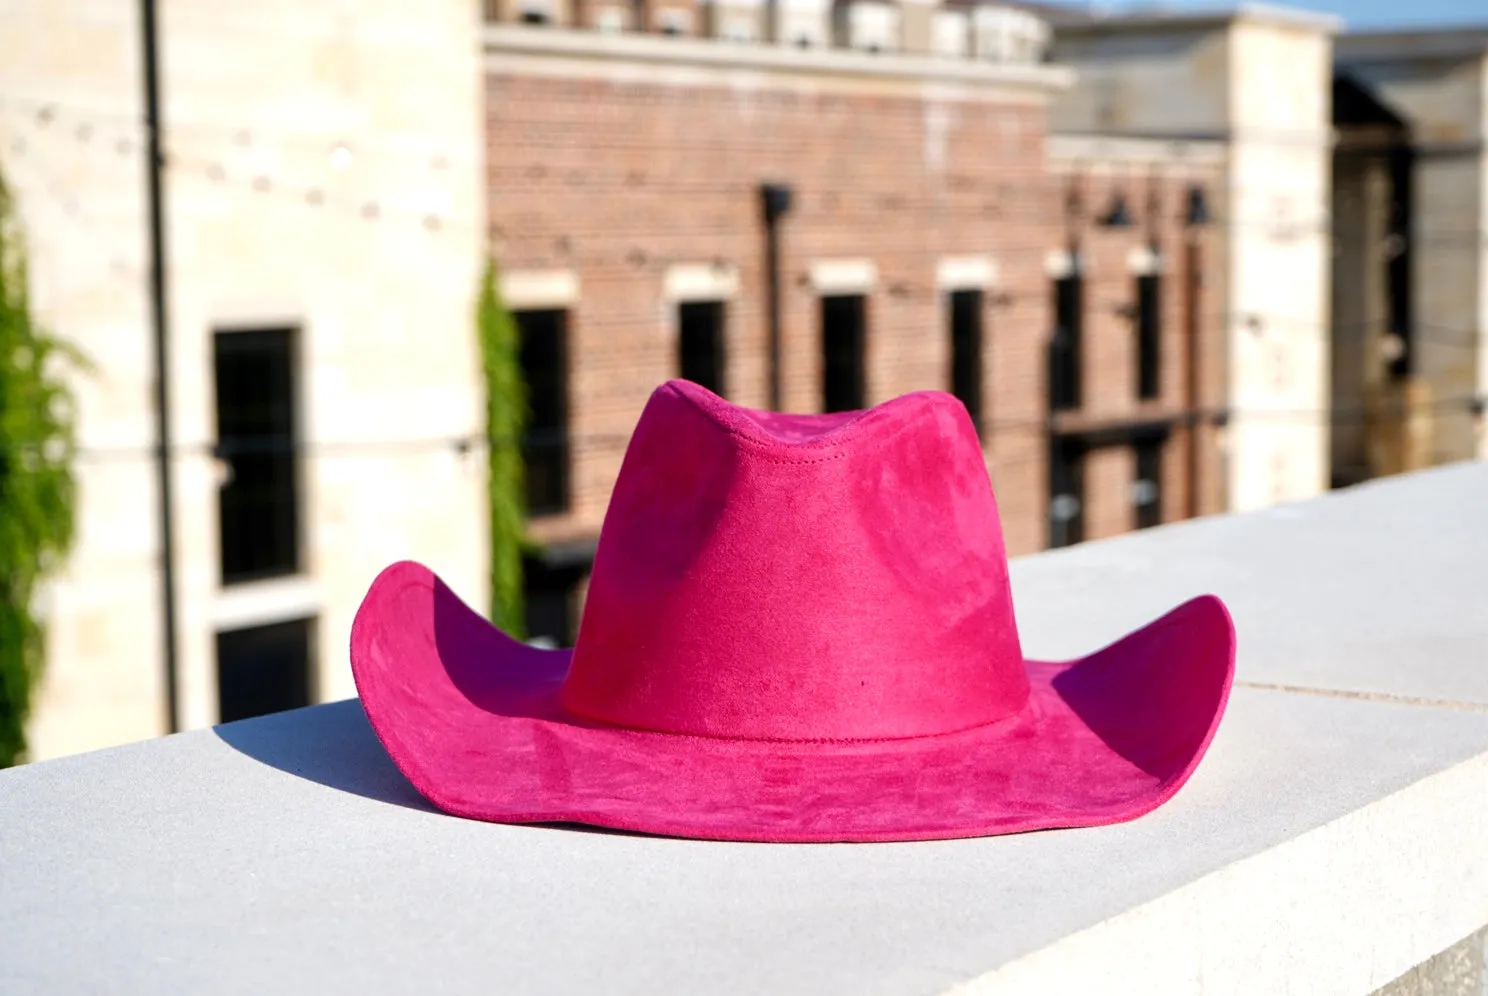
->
[[759, 182, 793, 411], [141, 0, 181, 734]]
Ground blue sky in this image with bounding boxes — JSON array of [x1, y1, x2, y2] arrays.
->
[[1052, 0, 1486, 31]]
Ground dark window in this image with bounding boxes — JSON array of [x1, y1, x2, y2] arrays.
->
[[214, 328, 300, 585], [1049, 271, 1083, 412], [523, 558, 588, 648], [1136, 273, 1161, 400], [515, 309, 571, 516], [216, 617, 314, 723], [821, 294, 866, 413], [520, 10, 550, 24], [1134, 437, 1163, 530], [949, 289, 984, 436], [678, 300, 726, 397], [1049, 437, 1085, 549], [1386, 145, 1414, 378]]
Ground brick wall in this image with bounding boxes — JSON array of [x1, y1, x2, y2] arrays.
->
[[1045, 163, 1228, 539], [489, 66, 1059, 555], [488, 55, 1227, 567]]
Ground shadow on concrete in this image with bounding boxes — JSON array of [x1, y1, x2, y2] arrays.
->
[[213, 699, 435, 813], [214, 699, 652, 836]]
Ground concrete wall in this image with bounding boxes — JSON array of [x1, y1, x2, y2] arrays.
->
[[1049, 10, 1337, 512], [0, 0, 488, 760], [1340, 51, 1488, 465], [1225, 18, 1334, 509]]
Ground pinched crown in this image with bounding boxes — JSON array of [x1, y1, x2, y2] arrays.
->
[[559, 381, 1029, 742]]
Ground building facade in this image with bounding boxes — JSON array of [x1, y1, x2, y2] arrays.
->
[[482, 7, 1231, 644], [2, 0, 488, 761], [1042, 4, 1340, 514]]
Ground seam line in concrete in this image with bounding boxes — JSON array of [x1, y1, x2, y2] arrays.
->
[[1235, 680, 1488, 715]]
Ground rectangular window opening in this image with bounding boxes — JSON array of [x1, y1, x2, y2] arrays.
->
[[678, 299, 727, 398], [1137, 273, 1161, 400], [214, 327, 300, 585], [1049, 272, 1083, 412], [949, 289, 985, 436], [1134, 437, 1163, 530], [821, 294, 867, 413], [514, 308, 571, 517], [216, 617, 315, 724], [1048, 437, 1085, 549]]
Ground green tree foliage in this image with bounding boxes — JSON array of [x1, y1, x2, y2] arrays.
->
[[478, 257, 529, 638], [0, 169, 82, 767]]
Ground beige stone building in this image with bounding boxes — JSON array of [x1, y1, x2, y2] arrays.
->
[[1042, 3, 1340, 512], [1330, 28, 1488, 484], [1, 0, 488, 760]]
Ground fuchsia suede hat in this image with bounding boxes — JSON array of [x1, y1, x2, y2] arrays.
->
[[351, 379, 1235, 843]]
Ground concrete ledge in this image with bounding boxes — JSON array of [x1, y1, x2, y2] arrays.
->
[[956, 739, 1488, 995], [1046, 132, 1228, 168], [2, 466, 1486, 994], [935, 255, 999, 290], [808, 257, 878, 294], [498, 268, 580, 309], [1374, 927, 1487, 996]]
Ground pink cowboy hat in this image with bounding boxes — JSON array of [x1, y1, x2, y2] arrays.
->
[[351, 380, 1235, 843]]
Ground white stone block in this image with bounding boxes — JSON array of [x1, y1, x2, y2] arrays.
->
[[931, 9, 969, 57]]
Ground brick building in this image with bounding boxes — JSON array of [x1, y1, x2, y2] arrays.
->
[[482, 6, 1227, 643]]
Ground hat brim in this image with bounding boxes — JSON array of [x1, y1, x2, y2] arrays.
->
[[350, 561, 1235, 843]]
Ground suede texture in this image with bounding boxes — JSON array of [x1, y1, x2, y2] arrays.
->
[[350, 380, 1237, 843]]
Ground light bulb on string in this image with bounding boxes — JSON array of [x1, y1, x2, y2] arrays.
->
[[329, 144, 353, 170]]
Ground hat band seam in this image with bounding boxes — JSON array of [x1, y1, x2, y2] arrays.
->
[[555, 685, 1036, 746]]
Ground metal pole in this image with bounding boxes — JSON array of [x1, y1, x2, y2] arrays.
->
[[141, 0, 181, 733]]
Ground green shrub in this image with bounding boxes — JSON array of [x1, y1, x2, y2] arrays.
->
[[0, 168, 82, 767], [478, 257, 528, 638]]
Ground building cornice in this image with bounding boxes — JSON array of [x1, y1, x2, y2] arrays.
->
[[483, 24, 1075, 98], [1049, 2, 1340, 38]]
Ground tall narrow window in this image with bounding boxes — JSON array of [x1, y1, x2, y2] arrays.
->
[[949, 289, 984, 435], [216, 617, 314, 723], [214, 327, 300, 585], [515, 308, 570, 516], [1133, 437, 1163, 530], [1048, 271, 1083, 411], [821, 294, 867, 413], [678, 300, 726, 397], [1048, 437, 1085, 549], [1136, 272, 1161, 400]]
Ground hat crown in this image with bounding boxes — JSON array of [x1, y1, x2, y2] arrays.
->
[[559, 380, 1029, 742]]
